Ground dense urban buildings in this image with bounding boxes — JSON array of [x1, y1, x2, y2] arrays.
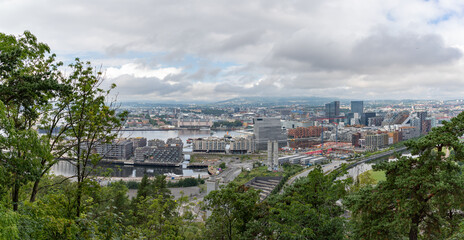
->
[[192, 137, 226, 152], [130, 137, 147, 148], [135, 146, 155, 162], [135, 138, 183, 163], [95, 140, 134, 160], [145, 145, 183, 164], [361, 112, 376, 126], [365, 133, 389, 150], [113, 98, 455, 159], [229, 136, 255, 154], [177, 118, 213, 128], [148, 139, 166, 147], [287, 126, 323, 138]]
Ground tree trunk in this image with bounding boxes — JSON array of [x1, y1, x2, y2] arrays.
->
[[30, 178, 40, 202], [76, 177, 82, 218], [409, 215, 420, 240], [228, 218, 233, 240], [12, 183, 20, 211]]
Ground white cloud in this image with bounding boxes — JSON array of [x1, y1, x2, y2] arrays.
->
[[3, 0, 464, 101], [105, 63, 182, 79]]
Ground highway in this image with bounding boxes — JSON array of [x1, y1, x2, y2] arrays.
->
[[345, 146, 407, 169], [285, 146, 408, 187]]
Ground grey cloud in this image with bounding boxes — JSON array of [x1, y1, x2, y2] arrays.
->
[[111, 74, 190, 96], [269, 31, 345, 71], [352, 31, 462, 68], [105, 44, 129, 57], [269, 30, 462, 72], [158, 51, 188, 64], [189, 68, 221, 81], [216, 30, 266, 52]]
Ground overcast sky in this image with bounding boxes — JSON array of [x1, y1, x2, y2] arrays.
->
[[2, 0, 464, 102]]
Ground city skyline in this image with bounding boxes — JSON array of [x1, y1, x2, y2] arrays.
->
[[2, 1, 464, 102]]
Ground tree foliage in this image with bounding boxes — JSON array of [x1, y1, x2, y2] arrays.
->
[[261, 166, 350, 239], [203, 167, 350, 240], [0, 100, 54, 212], [212, 120, 243, 128], [58, 58, 127, 217], [0, 30, 64, 125], [203, 183, 260, 240], [0, 31, 65, 211], [347, 111, 464, 240], [0, 31, 207, 239]]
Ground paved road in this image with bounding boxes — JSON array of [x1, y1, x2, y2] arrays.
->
[[347, 146, 407, 168], [285, 146, 408, 187], [218, 162, 253, 183], [222, 167, 242, 183], [286, 161, 343, 186]]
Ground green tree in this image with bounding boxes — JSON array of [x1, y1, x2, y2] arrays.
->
[[203, 183, 260, 240], [136, 174, 150, 200], [0, 31, 64, 126], [219, 162, 226, 169], [350, 170, 377, 192], [212, 120, 243, 128], [260, 166, 350, 239], [129, 175, 186, 239], [81, 180, 130, 239], [0, 101, 52, 211], [151, 175, 172, 200], [0, 206, 19, 239], [134, 195, 181, 239], [0, 31, 65, 211], [60, 58, 126, 218], [347, 112, 464, 240], [29, 81, 73, 203]]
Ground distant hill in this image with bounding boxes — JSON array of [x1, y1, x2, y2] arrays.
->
[[119, 97, 442, 108], [213, 96, 345, 106]]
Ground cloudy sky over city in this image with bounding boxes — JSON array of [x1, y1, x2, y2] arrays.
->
[[2, 0, 464, 102]]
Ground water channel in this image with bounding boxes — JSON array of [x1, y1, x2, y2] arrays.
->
[[50, 129, 404, 181], [50, 129, 247, 178]]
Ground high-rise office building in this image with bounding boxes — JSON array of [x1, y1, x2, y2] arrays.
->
[[325, 101, 340, 122], [416, 111, 428, 135], [422, 119, 432, 135], [410, 116, 421, 130], [351, 101, 364, 114], [267, 140, 279, 171], [253, 117, 287, 150]]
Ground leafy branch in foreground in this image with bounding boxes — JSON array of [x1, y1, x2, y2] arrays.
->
[[346, 111, 464, 240]]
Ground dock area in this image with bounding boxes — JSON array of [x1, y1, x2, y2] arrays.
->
[[100, 159, 180, 167], [187, 163, 209, 168]]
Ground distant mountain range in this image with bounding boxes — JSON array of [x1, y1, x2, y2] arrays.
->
[[119, 97, 342, 107], [119, 97, 447, 108], [212, 96, 343, 106]]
